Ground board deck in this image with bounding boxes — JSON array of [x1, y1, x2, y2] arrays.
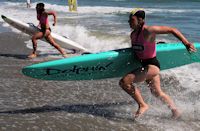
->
[[22, 43, 200, 81], [1, 15, 88, 52]]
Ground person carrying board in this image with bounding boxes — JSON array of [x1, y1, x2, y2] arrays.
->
[[28, 3, 67, 58], [119, 8, 196, 119], [26, 0, 31, 8]]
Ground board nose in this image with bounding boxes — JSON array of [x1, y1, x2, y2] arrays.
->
[[1, 15, 6, 19]]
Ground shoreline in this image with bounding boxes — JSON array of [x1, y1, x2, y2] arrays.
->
[[0, 32, 31, 58]]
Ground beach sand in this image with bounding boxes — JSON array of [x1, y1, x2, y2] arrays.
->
[[0, 32, 31, 57]]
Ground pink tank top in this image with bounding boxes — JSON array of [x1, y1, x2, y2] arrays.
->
[[131, 26, 156, 60], [37, 14, 48, 25]]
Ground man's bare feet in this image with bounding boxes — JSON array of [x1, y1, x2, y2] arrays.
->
[[134, 104, 149, 118], [28, 53, 37, 58], [171, 109, 181, 119]]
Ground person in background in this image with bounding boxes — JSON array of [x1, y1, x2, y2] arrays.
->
[[28, 3, 67, 58], [68, 0, 77, 12], [26, 0, 31, 8], [119, 8, 196, 119]]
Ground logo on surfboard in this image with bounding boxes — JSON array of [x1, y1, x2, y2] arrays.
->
[[42, 62, 114, 78]]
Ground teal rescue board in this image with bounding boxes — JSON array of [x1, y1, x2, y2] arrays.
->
[[22, 43, 200, 81]]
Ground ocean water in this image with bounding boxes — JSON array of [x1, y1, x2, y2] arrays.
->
[[1, 0, 200, 52], [0, 0, 200, 130]]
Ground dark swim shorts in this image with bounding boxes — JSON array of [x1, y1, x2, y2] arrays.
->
[[40, 27, 51, 35], [130, 57, 160, 75], [140, 57, 160, 69]]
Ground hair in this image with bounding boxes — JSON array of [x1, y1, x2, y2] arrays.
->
[[36, 3, 45, 8], [36, 3, 45, 12], [130, 8, 145, 20]]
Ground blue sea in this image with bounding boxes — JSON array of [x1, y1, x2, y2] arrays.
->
[[0, 0, 200, 130]]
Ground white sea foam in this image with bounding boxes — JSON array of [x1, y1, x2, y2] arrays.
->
[[0, 2, 131, 53], [0, 1, 198, 53]]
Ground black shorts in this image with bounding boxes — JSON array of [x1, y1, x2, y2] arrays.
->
[[130, 57, 160, 75], [40, 27, 51, 34], [139, 57, 160, 69]]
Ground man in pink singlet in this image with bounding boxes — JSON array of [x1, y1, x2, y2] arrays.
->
[[28, 3, 67, 58], [119, 8, 196, 119]]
